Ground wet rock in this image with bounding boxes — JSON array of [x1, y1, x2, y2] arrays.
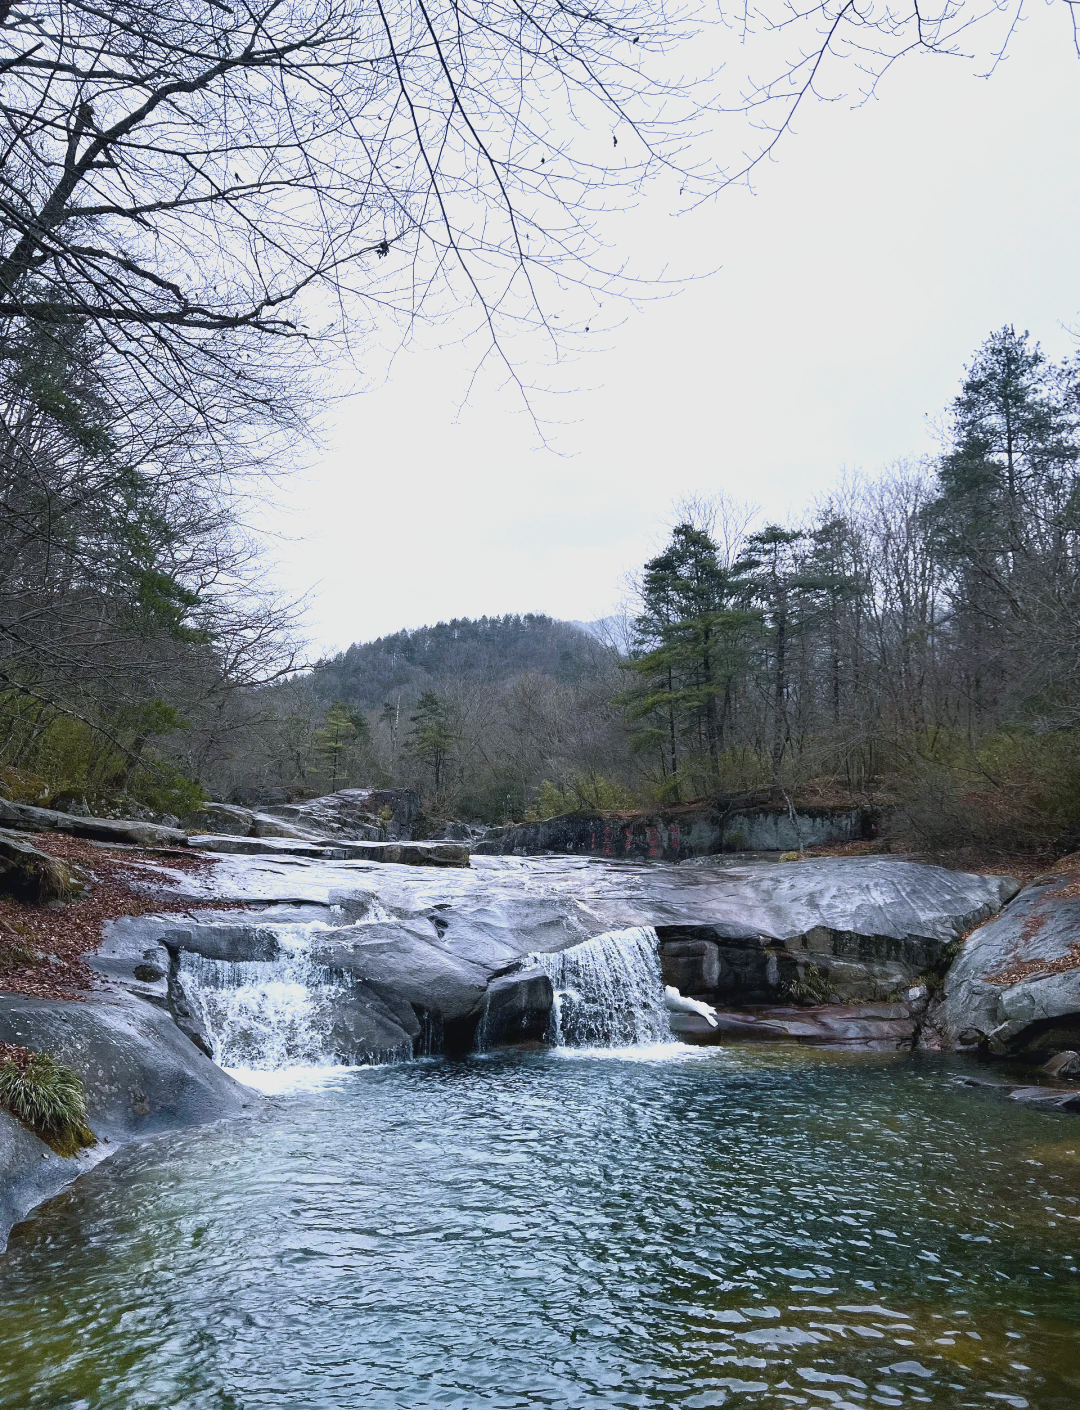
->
[[1044, 1050, 1080, 1078], [183, 802, 256, 836], [312, 920, 490, 1021], [0, 1111, 87, 1255], [669, 1002, 915, 1048], [647, 860, 1017, 1006], [323, 982, 416, 1062], [942, 875, 1080, 1058], [0, 988, 258, 1248], [92, 918, 172, 1003], [1007, 1084, 1080, 1113], [0, 799, 186, 848], [477, 971, 554, 1048], [0, 990, 254, 1142]]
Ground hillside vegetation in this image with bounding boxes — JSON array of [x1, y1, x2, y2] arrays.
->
[[5, 326, 1080, 859]]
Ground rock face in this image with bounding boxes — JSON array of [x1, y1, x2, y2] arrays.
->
[[312, 919, 492, 1022], [182, 802, 319, 840], [0, 989, 258, 1251], [475, 971, 555, 1048], [942, 871, 1080, 1057], [0, 991, 255, 1142], [261, 788, 424, 841], [0, 1111, 90, 1257], [650, 858, 1018, 1006], [475, 805, 876, 860], [0, 799, 186, 848], [668, 1002, 917, 1048]]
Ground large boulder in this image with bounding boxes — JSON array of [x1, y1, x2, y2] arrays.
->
[[646, 859, 1019, 1005], [0, 799, 186, 848], [476, 971, 554, 1048], [942, 872, 1080, 1057], [261, 788, 423, 841], [183, 802, 256, 836], [312, 919, 490, 1021], [180, 803, 319, 840], [0, 990, 255, 1142], [0, 989, 259, 1249], [0, 828, 85, 902]]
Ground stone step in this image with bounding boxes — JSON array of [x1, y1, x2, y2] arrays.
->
[[670, 1002, 916, 1047]]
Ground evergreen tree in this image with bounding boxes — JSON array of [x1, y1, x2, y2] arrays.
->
[[406, 692, 455, 800], [628, 524, 756, 796], [931, 326, 1079, 580], [314, 702, 357, 792]]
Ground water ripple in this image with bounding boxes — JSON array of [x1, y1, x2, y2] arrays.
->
[[0, 1049, 1076, 1409]]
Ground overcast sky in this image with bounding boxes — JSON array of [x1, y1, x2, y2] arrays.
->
[[261, 3, 1080, 657]]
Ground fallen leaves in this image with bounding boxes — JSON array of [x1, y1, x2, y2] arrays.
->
[[0, 834, 238, 1001]]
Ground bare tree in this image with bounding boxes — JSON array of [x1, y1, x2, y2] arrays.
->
[[0, 0, 725, 442]]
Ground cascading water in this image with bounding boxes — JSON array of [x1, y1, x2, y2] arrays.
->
[[177, 924, 352, 1072], [524, 926, 673, 1048]]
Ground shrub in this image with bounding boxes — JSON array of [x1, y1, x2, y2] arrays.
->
[[897, 726, 1080, 854], [0, 1048, 94, 1156], [525, 773, 637, 821]]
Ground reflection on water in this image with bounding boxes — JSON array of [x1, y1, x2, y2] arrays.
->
[[0, 1048, 1077, 1410]]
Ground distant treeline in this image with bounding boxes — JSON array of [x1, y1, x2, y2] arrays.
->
[[6, 325, 1080, 857], [312, 616, 609, 704], [620, 325, 1080, 853], [214, 325, 1080, 854]]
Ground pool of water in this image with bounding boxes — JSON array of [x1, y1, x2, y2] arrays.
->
[[0, 1047, 1077, 1410]]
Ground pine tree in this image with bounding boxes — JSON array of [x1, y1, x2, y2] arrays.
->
[[406, 692, 455, 800], [628, 524, 757, 796], [314, 702, 357, 792]]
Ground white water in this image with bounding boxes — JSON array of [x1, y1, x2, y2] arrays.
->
[[181, 918, 677, 1075], [177, 923, 352, 1072], [523, 925, 674, 1049]]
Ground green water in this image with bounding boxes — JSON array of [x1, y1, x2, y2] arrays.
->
[[0, 1047, 1076, 1409]]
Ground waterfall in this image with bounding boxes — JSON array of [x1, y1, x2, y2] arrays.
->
[[177, 924, 355, 1072], [524, 926, 673, 1048]]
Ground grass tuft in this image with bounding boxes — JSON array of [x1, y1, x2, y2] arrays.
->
[[0, 1047, 94, 1155]]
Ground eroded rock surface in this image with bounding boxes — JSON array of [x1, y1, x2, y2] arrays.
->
[[943, 871, 1080, 1058], [127, 852, 1017, 1039], [0, 989, 258, 1250]]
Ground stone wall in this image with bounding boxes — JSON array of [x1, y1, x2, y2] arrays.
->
[[473, 804, 875, 860]]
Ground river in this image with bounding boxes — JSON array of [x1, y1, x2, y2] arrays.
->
[[0, 1045, 1076, 1409]]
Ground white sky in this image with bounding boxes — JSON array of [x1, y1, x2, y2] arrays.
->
[[261, 3, 1080, 656]]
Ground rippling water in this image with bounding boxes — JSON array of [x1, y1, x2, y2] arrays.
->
[[0, 1047, 1078, 1410]]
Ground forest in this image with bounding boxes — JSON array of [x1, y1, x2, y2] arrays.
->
[[4, 322, 1079, 857], [2, 0, 1076, 858]]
